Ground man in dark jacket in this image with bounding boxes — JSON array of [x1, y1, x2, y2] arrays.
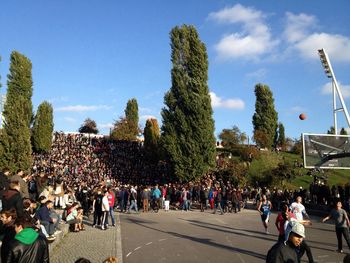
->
[[266, 222, 306, 263], [4, 216, 49, 263], [11, 170, 29, 199], [2, 181, 24, 217]]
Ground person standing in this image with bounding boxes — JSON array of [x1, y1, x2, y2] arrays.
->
[[101, 190, 110, 230], [322, 201, 350, 253], [2, 181, 24, 217], [107, 187, 115, 227], [258, 194, 272, 234], [11, 170, 29, 199], [92, 190, 103, 228]]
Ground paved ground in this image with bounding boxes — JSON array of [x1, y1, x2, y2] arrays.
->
[[51, 208, 348, 263], [50, 214, 122, 263]]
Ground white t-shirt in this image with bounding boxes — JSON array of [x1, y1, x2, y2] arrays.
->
[[290, 202, 306, 221], [102, 196, 110, 212]]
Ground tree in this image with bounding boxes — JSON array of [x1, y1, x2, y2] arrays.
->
[[125, 98, 139, 140], [32, 101, 54, 153], [327, 126, 348, 135], [340, 127, 348, 135], [79, 118, 99, 134], [144, 118, 160, 162], [0, 51, 33, 171], [219, 125, 247, 149], [252, 83, 278, 149], [161, 25, 216, 182], [327, 126, 335, 134], [276, 122, 286, 149], [111, 117, 136, 141]]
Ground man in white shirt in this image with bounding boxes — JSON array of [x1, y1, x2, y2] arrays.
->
[[290, 196, 309, 221], [101, 190, 110, 230]]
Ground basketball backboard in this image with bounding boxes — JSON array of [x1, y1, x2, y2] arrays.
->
[[302, 133, 350, 169]]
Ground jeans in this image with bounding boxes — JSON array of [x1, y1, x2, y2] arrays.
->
[[336, 227, 350, 250], [129, 200, 138, 213], [182, 200, 189, 211], [41, 221, 55, 236], [109, 206, 115, 225]]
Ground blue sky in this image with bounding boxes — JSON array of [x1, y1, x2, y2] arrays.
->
[[1, 1, 350, 140]]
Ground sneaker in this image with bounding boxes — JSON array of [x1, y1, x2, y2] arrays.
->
[[47, 236, 56, 241], [336, 249, 343, 253], [265, 230, 270, 234], [92, 225, 96, 228], [112, 224, 116, 227]]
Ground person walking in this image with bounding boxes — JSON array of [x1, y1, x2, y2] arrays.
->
[[322, 200, 350, 253]]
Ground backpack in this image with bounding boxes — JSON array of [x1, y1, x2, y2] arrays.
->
[[28, 180, 37, 193]]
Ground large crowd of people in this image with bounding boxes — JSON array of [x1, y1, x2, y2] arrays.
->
[[0, 132, 349, 262]]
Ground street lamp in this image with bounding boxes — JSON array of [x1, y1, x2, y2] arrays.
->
[[318, 49, 350, 134]]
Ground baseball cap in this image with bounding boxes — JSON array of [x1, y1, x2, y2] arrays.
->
[[285, 221, 305, 240]]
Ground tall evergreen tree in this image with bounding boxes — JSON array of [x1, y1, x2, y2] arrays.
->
[[277, 122, 286, 149], [78, 118, 99, 134], [252, 83, 278, 149], [1, 51, 33, 171], [32, 101, 54, 153], [144, 118, 160, 162], [125, 98, 139, 139], [161, 25, 216, 182]]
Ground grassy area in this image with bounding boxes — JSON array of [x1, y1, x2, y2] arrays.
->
[[279, 152, 350, 188], [246, 151, 350, 189]]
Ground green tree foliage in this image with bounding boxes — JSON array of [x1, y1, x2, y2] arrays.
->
[[277, 122, 286, 149], [327, 126, 335, 134], [144, 118, 160, 162], [340, 127, 348, 135], [125, 98, 139, 139], [327, 126, 348, 135], [32, 101, 54, 153], [219, 125, 247, 150], [161, 25, 216, 182], [79, 118, 99, 134], [0, 51, 33, 171], [252, 83, 278, 149], [111, 117, 137, 141]]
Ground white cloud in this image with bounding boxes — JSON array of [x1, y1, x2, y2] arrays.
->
[[321, 82, 350, 98], [284, 12, 350, 62], [290, 106, 306, 113], [140, 115, 157, 121], [209, 4, 278, 60], [55, 105, 111, 112], [245, 68, 267, 79], [98, 123, 114, 129], [210, 92, 244, 110], [284, 12, 317, 43], [63, 117, 77, 123]]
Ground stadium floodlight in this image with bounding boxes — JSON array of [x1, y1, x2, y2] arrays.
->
[[318, 48, 350, 134]]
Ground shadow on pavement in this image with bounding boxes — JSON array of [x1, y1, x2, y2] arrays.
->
[[124, 216, 266, 261]]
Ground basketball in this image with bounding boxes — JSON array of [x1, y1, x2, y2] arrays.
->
[[299, 113, 306, 120]]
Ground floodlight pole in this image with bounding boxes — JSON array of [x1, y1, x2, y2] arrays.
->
[[318, 49, 350, 134]]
